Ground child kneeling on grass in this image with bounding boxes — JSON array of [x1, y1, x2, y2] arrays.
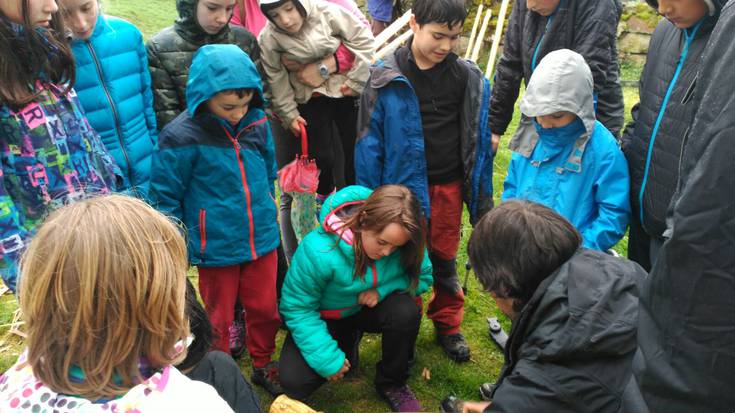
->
[[502, 49, 630, 252], [149, 44, 282, 395], [278, 185, 433, 412], [0, 195, 233, 411]]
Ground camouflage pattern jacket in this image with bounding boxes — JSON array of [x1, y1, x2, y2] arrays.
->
[[146, 0, 261, 130]]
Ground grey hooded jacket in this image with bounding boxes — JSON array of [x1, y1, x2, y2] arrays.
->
[[485, 249, 644, 412]]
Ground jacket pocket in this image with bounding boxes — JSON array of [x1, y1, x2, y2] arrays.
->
[[199, 208, 207, 260]]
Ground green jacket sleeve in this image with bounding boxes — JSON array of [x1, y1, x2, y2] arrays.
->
[[279, 238, 346, 378]]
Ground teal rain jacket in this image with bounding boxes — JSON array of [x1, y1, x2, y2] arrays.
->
[[149, 45, 278, 266]]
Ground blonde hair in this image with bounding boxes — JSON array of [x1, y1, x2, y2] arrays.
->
[[18, 195, 190, 400]]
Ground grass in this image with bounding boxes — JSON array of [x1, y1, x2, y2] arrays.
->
[[0, 2, 640, 412]]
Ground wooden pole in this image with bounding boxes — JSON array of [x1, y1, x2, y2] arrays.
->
[[374, 29, 413, 62], [470, 8, 492, 63], [486, 0, 511, 79], [374, 8, 412, 51], [464, 4, 484, 59]]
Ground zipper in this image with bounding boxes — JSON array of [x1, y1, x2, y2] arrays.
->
[[86, 41, 133, 182], [222, 126, 258, 260], [199, 208, 207, 260]]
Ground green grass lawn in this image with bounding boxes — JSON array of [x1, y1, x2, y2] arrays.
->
[[0, 2, 641, 412]]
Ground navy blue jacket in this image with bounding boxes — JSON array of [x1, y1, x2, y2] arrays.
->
[[355, 49, 494, 223], [72, 14, 157, 195], [150, 45, 278, 266]]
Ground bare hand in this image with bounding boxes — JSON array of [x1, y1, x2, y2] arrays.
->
[[327, 358, 350, 381], [290, 116, 307, 136], [297, 62, 328, 88], [340, 84, 358, 97], [357, 289, 379, 308], [491, 133, 501, 154], [281, 55, 302, 72], [462, 401, 492, 413]]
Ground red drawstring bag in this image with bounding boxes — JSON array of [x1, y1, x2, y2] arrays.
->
[[278, 123, 320, 194]]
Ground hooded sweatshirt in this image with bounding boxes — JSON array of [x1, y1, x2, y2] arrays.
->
[[502, 49, 630, 251], [146, 0, 261, 130], [149, 45, 279, 267], [258, 0, 374, 128], [486, 249, 644, 412], [279, 186, 433, 378]]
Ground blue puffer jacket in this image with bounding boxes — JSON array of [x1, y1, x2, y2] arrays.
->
[[355, 47, 494, 224], [149, 45, 278, 266], [503, 49, 630, 251], [72, 14, 157, 195]]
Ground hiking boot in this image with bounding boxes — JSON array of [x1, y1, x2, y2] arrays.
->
[[251, 361, 284, 396], [440, 395, 464, 413], [479, 382, 496, 401], [377, 384, 421, 412], [437, 333, 471, 362], [229, 310, 246, 358]]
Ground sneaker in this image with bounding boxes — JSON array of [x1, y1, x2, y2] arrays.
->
[[229, 310, 246, 358], [437, 333, 471, 362], [378, 384, 421, 412], [251, 361, 284, 396]]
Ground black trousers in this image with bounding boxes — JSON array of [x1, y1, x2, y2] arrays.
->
[[297, 95, 358, 195], [186, 350, 262, 413], [278, 292, 421, 400]]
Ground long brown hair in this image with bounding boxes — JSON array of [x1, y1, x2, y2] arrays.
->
[[19, 195, 190, 401], [343, 185, 427, 291], [0, 0, 76, 108]]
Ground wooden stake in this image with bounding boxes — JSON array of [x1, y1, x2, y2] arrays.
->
[[471, 8, 492, 63], [374, 8, 412, 51], [486, 0, 511, 79], [374, 29, 413, 62], [464, 4, 484, 59]]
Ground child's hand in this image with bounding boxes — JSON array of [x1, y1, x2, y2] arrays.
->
[[340, 84, 359, 97], [358, 289, 379, 308], [281, 55, 303, 72], [290, 116, 307, 136], [327, 358, 350, 381], [491, 133, 501, 154]]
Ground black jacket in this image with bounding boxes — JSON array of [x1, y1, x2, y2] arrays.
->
[[486, 250, 644, 412], [627, 1, 735, 412], [489, 0, 624, 137], [621, 17, 717, 250]]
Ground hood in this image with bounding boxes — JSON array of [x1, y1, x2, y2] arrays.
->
[[514, 249, 642, 361], [260, 0, 311, 29], [186, 44, 265, 116], [175, 0, 231, 43], [318, 185, 372, 252], [519, 49, 596, 138], [645, 0, 726, 16]]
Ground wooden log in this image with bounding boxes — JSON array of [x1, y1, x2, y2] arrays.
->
[[486, 0, 512, 79], [464, 4, 484, 59], [470, 8, 493, 63]]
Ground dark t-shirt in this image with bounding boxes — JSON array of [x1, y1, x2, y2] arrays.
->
[[395, 44, 468, 184]]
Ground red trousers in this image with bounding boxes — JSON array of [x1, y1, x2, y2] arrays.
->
[[198, 250, 280, 368], [425, 180, 466, 335]]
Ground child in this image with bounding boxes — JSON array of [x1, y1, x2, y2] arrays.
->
[[502, 49, 630, 252], [146, 0, 261, 130], [60, 0, 157, 197], [258, 0, 374, 198], [621, 0, 724, 270], [443, 200, 642, 413], [0, 195, 232, 411], [0, 0, 120, 293], [149, 44, 282, 395], [355, 0, 494, 363], [278, 185, 433, 412]]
